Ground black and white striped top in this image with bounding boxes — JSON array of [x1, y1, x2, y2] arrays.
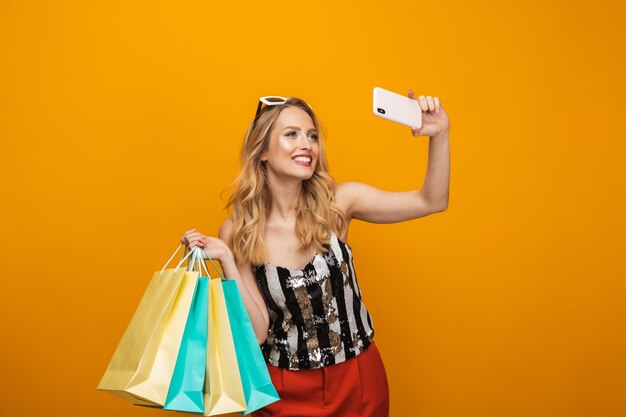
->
[[253, 233, 375, 370]]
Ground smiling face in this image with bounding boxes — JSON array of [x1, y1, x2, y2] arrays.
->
[[260, 106, 320, 182]]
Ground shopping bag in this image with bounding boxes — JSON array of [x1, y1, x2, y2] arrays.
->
[[164, 248, 210, 413], [222, 279, 280, 414], [97, 245, 198, 406], [203, 263, 247, 415]]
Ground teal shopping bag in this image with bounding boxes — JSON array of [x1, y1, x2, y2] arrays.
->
[[222, 279, 280, 414], [163, 260, 210, 413]]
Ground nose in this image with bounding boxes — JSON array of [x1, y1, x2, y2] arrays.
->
[[299, 135, 312, 150]]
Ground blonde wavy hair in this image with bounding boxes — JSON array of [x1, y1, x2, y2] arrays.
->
[[222, 97, 347, 265]]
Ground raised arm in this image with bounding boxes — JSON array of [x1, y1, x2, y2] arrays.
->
[[336, 91, 450, 224]]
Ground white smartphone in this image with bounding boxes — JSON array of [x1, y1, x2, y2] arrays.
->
[[372, 86, 422, 129]]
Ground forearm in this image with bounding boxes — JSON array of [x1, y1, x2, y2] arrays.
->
[[419, 132, 450, 211], [219, 255, 269, 344]]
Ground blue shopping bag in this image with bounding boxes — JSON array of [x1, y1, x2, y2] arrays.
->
[[222, 279, 280, 414], [163, 264, 210, 413]]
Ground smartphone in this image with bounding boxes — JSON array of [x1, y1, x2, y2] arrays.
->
[[372, 86, 422, 129]]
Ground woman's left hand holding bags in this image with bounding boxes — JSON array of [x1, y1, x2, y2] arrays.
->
[[181, 228, 233, 263]]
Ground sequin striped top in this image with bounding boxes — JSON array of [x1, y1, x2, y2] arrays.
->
[[253, 233, 375, 370]]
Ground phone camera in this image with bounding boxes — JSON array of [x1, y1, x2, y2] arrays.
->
[[377, 108, 386, 114]]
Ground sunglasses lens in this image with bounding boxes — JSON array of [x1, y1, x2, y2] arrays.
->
[[255, 96, 288, 123], [264, 97, 286, 104]]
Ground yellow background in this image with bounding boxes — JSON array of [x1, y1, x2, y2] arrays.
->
[[1, 1, 625, 416]]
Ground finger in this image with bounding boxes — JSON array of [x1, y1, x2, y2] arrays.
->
[[408, 89, 415, 99], [434, 96, 441, 114], [189, 240, 205, 249], [417, 95, 428, 112], [411, 126, 421, 136], [426, 96, 435, 112]]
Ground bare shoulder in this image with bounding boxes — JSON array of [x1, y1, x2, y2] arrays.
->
[[218, 217, 234, 247], [334, 181, 358, 218]]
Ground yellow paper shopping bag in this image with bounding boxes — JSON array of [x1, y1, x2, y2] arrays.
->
[[203, 277, 247, 415], [97, 245, 199, 406]]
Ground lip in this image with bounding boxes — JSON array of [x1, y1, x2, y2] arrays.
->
[[292, 154, 313, 167]]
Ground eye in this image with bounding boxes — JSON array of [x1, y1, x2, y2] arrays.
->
[[285, 131, 318, 140]]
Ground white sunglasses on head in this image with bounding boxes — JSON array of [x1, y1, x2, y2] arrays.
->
[[254, 96, 288, 120], [253, 95, 314, 123]]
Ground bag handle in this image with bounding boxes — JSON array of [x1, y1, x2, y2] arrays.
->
[[188, 247, 202, 275], [201, 248, 226, 281], [158, 243, 197, 275], [159, 244, 184, 274], [188, 247, 225, 280], [158, 242, 227, 280], [195, 249, 211, 277], [184, 246, 225, 280], [181, 245, 194, 271]]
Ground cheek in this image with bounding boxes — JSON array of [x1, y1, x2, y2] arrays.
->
[[266, 138, 289, 158], [275, 138, 298, 157], [278, 140, 294, 153]]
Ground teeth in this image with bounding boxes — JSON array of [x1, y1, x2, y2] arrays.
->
[[293, 157, 311, 163]]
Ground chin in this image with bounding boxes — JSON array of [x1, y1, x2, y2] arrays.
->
[[293, 171, 315, 182]]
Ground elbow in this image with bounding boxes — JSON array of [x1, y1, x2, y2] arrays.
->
[[418, 191, 448, 215], [438, 195, 449, 212], [430, 200, 448, 213]]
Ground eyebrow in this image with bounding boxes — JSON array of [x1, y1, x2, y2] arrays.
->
[[282, 125, 317, 132]]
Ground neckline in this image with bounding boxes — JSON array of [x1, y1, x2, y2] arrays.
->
[[260, 234, 351, 272]]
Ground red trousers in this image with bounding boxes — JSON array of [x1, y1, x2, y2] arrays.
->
[[253, 341, 389, 417]]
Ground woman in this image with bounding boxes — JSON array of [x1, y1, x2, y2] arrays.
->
[[181, 90, 450, 417]]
